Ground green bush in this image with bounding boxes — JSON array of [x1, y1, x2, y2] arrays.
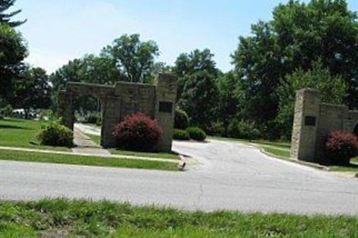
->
[[186, 127, 206, 141], [1, 104, 13, 117], [174, 109, 189, 129], [173, 129, 190, 141], [37, 122, 73, 147], [84, 113, 102, 125], [228, 119, 261, 140]]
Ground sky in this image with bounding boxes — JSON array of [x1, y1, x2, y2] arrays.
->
[[13, 0, 358, 73]]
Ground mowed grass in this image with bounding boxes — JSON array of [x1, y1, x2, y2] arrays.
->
[[0, 118, 70, 151], [110, 149, 180, 160], [0, 149, 178, 171], [85, 133, 180, 160], [0, 199, 357, 237]]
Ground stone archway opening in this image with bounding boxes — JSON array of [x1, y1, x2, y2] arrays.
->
[[74, 94, 102, 125]]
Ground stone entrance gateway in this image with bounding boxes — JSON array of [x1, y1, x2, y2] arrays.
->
[[58, 73, 177, 152], [291, 88, 358, 162]]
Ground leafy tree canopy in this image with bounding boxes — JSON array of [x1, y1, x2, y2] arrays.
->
[[179, 70, 219, 130], [102, 34, 159, 83], [11, 67, 51, 117], [232, 0, 358, 127], [173, 49, 220, 99], [276, 61, 347, 139], [0, 23, 27, 100]]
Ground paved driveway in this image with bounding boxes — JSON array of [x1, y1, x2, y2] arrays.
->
[[1, 139, 358, 215]]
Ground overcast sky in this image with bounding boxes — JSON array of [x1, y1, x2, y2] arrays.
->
[[14, 0, 358, 73]]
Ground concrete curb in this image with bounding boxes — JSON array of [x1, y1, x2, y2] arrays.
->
[[256, 145, 330, 171]]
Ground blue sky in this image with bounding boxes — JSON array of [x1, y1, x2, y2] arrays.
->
[[15, 0, 358, 73]]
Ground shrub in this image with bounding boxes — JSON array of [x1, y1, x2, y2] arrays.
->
[[113, 113, 163, 151], [37, 122, 73, 147], [174, 109, 189, 130], [173, 129, 190, 141], [323, 131, 358, 165], [186, 127, 206, 141], [84, 113, 101, 125], [1, 104, 13, 117], [228, 119, 261, 140]]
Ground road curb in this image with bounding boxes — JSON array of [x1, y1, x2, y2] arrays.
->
[[257, 147, 330, 171]]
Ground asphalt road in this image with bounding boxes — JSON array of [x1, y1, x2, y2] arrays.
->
[[1, 139, 358, 215]]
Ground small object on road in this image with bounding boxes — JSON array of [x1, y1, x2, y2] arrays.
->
[[178, 160, 186, 171]]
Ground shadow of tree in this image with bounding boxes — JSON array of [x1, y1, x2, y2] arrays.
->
[[0, 125, 30, 130]]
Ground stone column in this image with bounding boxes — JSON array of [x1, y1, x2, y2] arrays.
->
[[155, 73, 177, 152], [101, 96, 121, 148], [291, 88, 321, 162], [58, 90, 74, 130]]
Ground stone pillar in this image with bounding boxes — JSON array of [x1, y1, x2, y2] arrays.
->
[[58, 90, 74, 130], [155, 73, 177, 152], [291, 89, 321, 162], [101, 96, 121, 148]]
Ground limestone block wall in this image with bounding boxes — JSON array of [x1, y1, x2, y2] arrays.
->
[[155, 73, 177, 152], [291, 88, 358, 162], [291, 89, 321, 162], [58, 74, 177, 151]]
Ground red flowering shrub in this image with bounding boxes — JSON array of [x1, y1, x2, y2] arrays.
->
[[324, 130, 358, 165], [113, 113, 163, 151]]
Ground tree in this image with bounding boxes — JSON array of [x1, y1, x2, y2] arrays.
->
[[0, 23, 27, 101], [232, 21, 283, 125], [179, 70, 219, 130], [217, 71, 240, 136], [0, 0, 26, 27], [232, 0, 358, 130], [173, 49, 219, 99], [102, 34, 159, 83], [81, 54, 122, 85], [11, 67, 52, 118], [276, 61, 347, 140]]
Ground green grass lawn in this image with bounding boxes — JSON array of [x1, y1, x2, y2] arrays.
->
[[0, 199, 357, 237], [110, 149, 180, 160], [86, 133, 101, 145], [0, 149, 178, 171], [329, 157, 358, 173], [0, 118, 70, 151]]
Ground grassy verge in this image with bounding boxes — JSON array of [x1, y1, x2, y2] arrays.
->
[[85, 133, 180, 160], [86, 133, 101, 145], [0, 199, 357, 237], [329, 157, 358, 173], [0, 118, 70, 151], [0, 149, 178, 171], [110, 149, 180, 160]]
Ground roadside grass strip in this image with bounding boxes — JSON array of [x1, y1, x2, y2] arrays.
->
[[0, 199, 357, 237], [0, 148, 178, 171]]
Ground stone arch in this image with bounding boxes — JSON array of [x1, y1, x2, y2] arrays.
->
[[58, 83, 116, 146], [58, 73, 178, 151]]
